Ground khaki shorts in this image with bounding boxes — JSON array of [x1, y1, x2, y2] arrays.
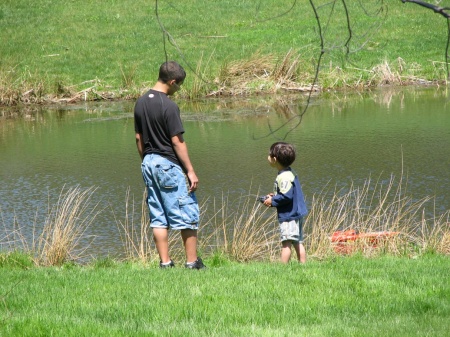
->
[[279, 218, 304, 243]]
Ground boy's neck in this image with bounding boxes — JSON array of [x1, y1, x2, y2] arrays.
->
[[277, 164, 290, 172], [152, 80, 170, 94]]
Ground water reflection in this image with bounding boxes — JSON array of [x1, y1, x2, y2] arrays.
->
[[1, 87, 449, 259]]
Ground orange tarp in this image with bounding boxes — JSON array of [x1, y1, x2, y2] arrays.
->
[[330, 230, 400, 254]]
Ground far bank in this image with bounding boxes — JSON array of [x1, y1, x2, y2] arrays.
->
[[0, 0, 447, 106]]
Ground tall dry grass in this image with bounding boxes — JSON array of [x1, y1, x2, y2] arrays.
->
[[0, 70, 46, 106], [116, 174, 449, 264], [35, 186, 99, 266], [208, 52, 436, 98], [116, 188, 279, 263], [2, 176, 448, 266], [198, 192, 278, 262], [306, 174, 450, 258], [1, 186, 100, 266], [416, 211, 450, 255], [2, 53, 442, 106], [210, 50, 318, 97], [115, 188, 155, 263]]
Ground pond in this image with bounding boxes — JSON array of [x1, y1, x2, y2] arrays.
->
[[1, 86, 449, 259]]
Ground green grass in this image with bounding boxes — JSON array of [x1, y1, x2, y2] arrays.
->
[[0, 0, 447, 104], [1, 255, 449, 336]]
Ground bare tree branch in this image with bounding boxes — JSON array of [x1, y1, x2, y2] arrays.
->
[[256, 0, 298, 23], [155, 0, 210, 85], [446, 19, 450, 79], [401, 0, 450, 18], [255, 0, 326, 140]]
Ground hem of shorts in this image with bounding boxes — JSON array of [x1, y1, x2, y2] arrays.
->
[[150, 224, 169, 229], [281, 238, 301, 243], [150, 224, 198, 230]]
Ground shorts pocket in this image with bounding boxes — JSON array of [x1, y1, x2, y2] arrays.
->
[[156, 164, 178, 188], [178, 195, 199, 224]]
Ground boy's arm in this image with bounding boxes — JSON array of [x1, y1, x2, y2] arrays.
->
[[135, 133, 144, 160], [171, 133, 199, 192], [271, 184, 294, 207], [263, 171, 295, 208]]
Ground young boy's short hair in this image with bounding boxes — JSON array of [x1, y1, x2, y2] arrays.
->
[[158, 61, 186, 84], [269, 142, 296, 167]]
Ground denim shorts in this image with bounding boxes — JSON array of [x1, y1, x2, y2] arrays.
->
[[141, 154, 199, 230], [279, 218, 304, 243]]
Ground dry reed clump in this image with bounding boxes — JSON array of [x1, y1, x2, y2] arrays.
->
[[118, 176, 449, 265], [415, 212, 450, 255], [0, 70, 134, 106], [305, 174, 449, 259], [319, 58, 439, 90], [210, 50, 318, 97], [1, 186, 100, 266], [364, 58, 436, 87], [0, 70, 48, 106], [368, 59, 404, 86], [35, 186, 99, 266], [197, 191, 279, 263], [438, 230, 450, 255], [117, 186, 279, 264], [115, 188, 157, 264]]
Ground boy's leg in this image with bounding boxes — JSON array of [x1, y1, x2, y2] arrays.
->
[[296, 218, 306, 263], [281, 240, 292, 263], [293, 242, 307, 263], [181, 228, 198, 263], [153, 227, 170, 263], [299, 243, 306, 263]]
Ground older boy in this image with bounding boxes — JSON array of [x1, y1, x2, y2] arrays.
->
[[263, 142, 308, 263], [134, 61, 205, 269]]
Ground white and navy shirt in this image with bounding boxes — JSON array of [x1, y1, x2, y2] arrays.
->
[[271, 167, 308, 222]]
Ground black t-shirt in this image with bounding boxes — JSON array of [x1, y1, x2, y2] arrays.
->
[[134, 89, 184, 166]]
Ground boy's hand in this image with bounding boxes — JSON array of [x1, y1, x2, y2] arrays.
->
[[263, 195, 273, 207], [187, 171, 199, 192]]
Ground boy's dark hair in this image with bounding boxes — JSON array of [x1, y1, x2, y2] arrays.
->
[[269, 142, 296, 167], [158, 61, 186, 84]]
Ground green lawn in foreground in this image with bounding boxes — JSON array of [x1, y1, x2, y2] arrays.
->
[[0, 0, 447, 97], [1, 255, 449, 336]]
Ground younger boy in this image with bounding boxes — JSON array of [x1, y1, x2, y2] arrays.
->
[[262, 142, 308, 263]]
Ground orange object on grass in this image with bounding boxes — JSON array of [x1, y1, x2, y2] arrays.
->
[[330, 229, 400, 254]]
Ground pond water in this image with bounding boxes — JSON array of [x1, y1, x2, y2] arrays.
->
[[1, 86, 449, 259]]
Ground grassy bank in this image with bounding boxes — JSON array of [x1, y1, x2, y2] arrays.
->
[[1, 255, 449, 336], [0, 0, 448, 105]]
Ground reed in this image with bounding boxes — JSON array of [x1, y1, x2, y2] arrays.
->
[[0, 186, 100, 266], [33, 186, 100, 266], [306, 174, 450, 259], [1, 175, 449, 266], [115, 188, 156, 263], [188, 51, 215, 99], [417, 211, 450, 255], [0, 70, 46, 106], [210, 50, 318, 97], [198, 191, 279, 262], [116, 188, 278, 264]]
